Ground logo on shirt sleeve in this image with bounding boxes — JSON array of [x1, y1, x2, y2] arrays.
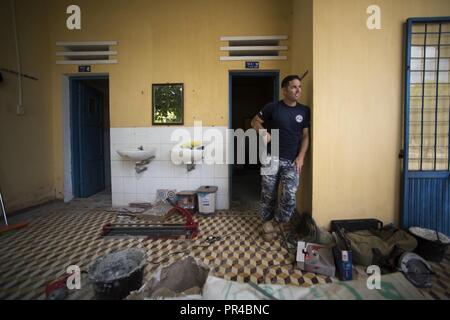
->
[[295, 115, 303, 123]]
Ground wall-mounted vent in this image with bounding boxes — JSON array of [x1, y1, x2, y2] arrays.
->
[[56, 41, 118, 65], [220, 35, 288, 61]]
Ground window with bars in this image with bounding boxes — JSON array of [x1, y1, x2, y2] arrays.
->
[[408, 21, 450, 171]]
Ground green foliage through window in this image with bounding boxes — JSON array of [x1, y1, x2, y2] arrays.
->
[[152, 84, 183, 125]]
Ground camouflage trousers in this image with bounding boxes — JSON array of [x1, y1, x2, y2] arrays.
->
[[260, 157, 300, 223]]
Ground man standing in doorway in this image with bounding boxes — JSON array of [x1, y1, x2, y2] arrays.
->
[[251, 75, 310, 240]]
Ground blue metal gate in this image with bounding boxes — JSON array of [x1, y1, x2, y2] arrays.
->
[[402, 17, 450, 235]]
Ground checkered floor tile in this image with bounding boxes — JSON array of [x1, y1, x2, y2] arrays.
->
[[0, 193, 448, 300]]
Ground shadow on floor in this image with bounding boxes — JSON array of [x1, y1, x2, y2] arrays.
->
[[231, 168, 260, 211]]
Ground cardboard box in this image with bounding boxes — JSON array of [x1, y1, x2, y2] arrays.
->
[[296, 242, 336, 278]]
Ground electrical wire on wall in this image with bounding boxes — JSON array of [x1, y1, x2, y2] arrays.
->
[[11, 0, 24, 115]]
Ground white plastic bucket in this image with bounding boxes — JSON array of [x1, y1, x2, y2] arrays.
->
[[197, 186, 218, 215]]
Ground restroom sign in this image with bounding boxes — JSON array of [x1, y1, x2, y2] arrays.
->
[[246, 62, 259, 69]]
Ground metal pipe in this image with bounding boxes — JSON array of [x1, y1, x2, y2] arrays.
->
[[0, 68, 38, 81], [11, 0, 23, 115], [0, 188, 9, 226], [433, 23, 442, 171], [419, 24, 428, 170], [299, 70, 309, 81]]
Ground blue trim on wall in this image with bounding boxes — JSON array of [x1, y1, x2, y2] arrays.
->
[[402, 17, 450, 235], [408, 171, 450, 179], [70, 79, 80, 197], [402, 19, 413, 228], [70, 75, 109, 198], [407, 17, 450, 23]]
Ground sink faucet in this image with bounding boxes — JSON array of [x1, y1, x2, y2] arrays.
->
[[138, 146, 143, 150]]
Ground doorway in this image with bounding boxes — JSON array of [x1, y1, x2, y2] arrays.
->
[[70, 76, 111, 198], [229, 72, 279, 209], [402, 18, 450, 235]]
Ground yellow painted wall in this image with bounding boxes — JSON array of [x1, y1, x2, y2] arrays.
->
[[0, 0, 55, 212], [47, 0, 293, 198], [292, 0, 313, 214], [312, 0, 450, 228], [5, 0, 447, 226]]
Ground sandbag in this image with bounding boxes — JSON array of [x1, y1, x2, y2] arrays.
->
[[345, 226, 417, 267]]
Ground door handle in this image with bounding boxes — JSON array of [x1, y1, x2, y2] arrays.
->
[[399, 149, 404, 159]]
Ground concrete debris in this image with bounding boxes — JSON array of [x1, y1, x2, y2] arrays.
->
[[127, 256, 209, 300]]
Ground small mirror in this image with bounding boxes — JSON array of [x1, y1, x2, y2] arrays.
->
[[152, 83, 184, 125]]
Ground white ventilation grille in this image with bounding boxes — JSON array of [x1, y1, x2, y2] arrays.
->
[[55, 41, 118, 65], [220, 35, 288, 61]]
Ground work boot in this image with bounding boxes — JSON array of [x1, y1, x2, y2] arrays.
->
[[276, 221, 297, 252], [277, 221, 292, 233], [261, 220, 278, 241]]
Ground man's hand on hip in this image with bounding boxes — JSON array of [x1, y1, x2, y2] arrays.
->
[[293, 157, 304, 174], [263, 132, 272, 145]]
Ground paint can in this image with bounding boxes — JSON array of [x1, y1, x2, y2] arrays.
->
[[197, 186, 218, 215]]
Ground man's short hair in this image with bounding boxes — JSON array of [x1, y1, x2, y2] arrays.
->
[[281, 75, 301, 88]]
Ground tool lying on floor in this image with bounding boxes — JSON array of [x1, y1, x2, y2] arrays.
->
[[45, 270, 88, 300], [45, 274, 73, 300], [101, 198, 199, 239], [0, 186, 28, 235]]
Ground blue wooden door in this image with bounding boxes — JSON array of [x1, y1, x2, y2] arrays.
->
[[402, 18, 450, 235], [73, 81, 105, 197]]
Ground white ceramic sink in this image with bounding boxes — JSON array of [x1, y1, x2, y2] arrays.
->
[[171, 147, 203, 163], [117, 147, 157, 161]]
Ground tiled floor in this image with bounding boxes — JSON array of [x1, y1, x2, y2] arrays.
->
[[0, 192, 448, 300]]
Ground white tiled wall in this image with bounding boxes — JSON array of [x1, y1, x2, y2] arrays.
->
[[110, 127, 230, 209]]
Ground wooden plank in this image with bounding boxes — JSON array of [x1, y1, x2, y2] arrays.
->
[[0, 221, 28, 235]]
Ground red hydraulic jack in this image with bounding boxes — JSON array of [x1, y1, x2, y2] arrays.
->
[[45, 270, 88, 300], [45, 274, 71, 300], [45, 274, 70, 300], [101, 198, 199, 239]]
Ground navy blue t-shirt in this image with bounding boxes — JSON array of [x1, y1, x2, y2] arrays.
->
[[258, 100, 310, 161]]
